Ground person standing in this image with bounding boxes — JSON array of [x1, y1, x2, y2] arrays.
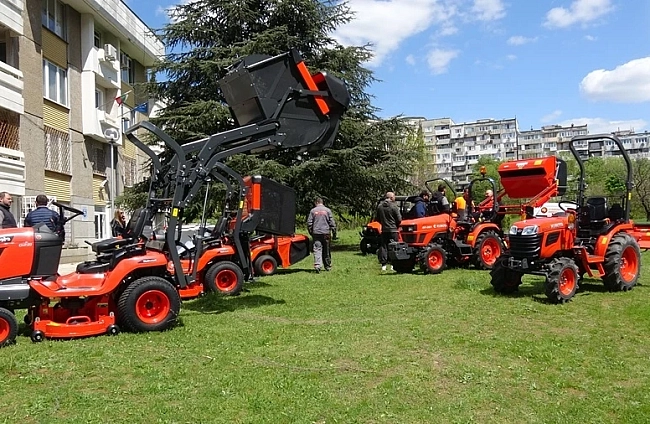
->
[[307, 197, 337, 272], [24, 194, 60, 232], [430, 184, 450, 215], [0, 192, 17, 229], [409, 190, 429, 218], [376, 191, 402, 271], [111, 209, 128, 237]]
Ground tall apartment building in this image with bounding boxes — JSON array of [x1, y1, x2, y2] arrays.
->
[[421, 117, 452, 165], [0, 0, 163, 252], [518, 124, 588, 159], [434, 117, 518, 185]]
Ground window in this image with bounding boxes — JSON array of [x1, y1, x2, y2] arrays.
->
[[121, 109, 136, 132], [92, 144, 106, 175], [94, 208, 107, 239], [120, 52, 134, 84], [95, 88, 104, 110], [43, 60, 68, 106], [42, 0, 66, 39], [123, 157, 136, 187], [94, 31, 102, 49], [44, 126, 71, 174]]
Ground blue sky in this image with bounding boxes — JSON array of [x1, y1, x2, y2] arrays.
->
[[128, 0, 650, 134]]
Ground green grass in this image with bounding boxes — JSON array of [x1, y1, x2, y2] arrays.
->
[[2, 230, 650, 423]]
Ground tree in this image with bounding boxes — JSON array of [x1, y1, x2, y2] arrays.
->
[[120, 0, 418, 219]]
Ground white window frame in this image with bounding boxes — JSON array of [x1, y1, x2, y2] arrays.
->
[[93, 30, 102, 49], [43, 59, 68, 106], [120, 52, 134, 85], [95, 88, 104, 111], [42, 0, 67, 39]]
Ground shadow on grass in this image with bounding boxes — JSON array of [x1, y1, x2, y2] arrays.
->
[[183, 294, 286, 315], [331, 244, 362, 252]]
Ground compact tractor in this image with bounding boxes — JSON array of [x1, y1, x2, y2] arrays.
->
[[0, 49, 349, 346], [359, 195, 415, 255], [491, 134, 643, 303], [387, 176, 507, 274]]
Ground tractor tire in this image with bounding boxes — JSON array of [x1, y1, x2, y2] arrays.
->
[[204, 261, 244, 296], [544, 258, 579, 304], [254, 254, 278, 276], [117, 276, 181, 333], [603, 233, 641, 292], [359, 238, 369, 255], [393, 258, 416, 273], [421, 244, 446, 274], [472, 231, 505, 270], [0, 307, 18, 347], [490, 256, 522, 294]]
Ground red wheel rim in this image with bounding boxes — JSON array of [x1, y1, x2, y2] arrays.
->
[[559, 268, 576, 297], [428, 250, 443, 270], [0, 317, 9, 343], [261, 260, 275, 274], [135, 290, 171, 324], [620, 246, 638, 283], [215, 269, 238, 291], [481, 238, 501, 266]]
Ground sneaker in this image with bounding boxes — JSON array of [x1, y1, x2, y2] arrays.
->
[[325, 267, 331, 271], [390, 265, 394, 271], [314, 267, 321, 273], [381, 265, 387, 271]]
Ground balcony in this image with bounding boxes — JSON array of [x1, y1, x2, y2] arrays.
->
[[0, 61, 23, 114], [0, 0, 23, 35], [92, 47, 119, 88], [84, 109, 121, 145], [0, 147, 25, 195]]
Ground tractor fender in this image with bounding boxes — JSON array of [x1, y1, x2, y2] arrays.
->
[[465, 223, 501, 248], [197, 245, 237, 272], [250, 243, 273, 262], [593, 223, 635, 257]]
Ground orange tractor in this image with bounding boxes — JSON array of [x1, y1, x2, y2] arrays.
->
[[359, 195, 414, 255], [0, 49, 349, 346], [491, 134, 644, 303]]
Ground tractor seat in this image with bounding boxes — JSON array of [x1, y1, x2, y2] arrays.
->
[[92, 208, 149, 254], [76, 261, 110, 274], [608, 203, 624, 221], [580, 197, 608, 229]]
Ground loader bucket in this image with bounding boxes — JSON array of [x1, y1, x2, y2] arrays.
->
[[219, 49, 350, 153], [241, 176, 298, 236], [498, 156, 567, 199]]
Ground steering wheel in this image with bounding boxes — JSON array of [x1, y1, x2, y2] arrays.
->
[[558, 200, 580, 213]]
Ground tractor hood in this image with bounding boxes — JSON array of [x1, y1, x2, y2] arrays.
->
[[509, 215, 572, 235], [399, 214, 452, 232]]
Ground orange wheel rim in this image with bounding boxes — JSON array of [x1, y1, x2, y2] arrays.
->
[[481, 238, 501, 266], [216, 269, 238, 291], [136, 290, 171, 324], [428, 250, 443, 270], [0, 317, 9, 342], [261, 260, 274, 273], [559, 268, 576, 297], [620, 246, 638, 283]]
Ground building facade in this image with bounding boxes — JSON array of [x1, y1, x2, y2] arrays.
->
[[0, 0, 162, 250]]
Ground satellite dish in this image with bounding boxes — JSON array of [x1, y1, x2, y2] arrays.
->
[[104, 128, 120, 141]]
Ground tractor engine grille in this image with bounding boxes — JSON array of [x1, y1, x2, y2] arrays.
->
[[508, 234, 542, 259], [401, 233, 417, 244]]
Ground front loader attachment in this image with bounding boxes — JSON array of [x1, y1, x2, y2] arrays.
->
[[498, 156, 567, 200]]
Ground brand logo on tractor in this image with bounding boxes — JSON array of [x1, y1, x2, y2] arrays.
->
[[140, 258, 157, 263], [0, 236, 12, 243], [516, 161, 529, 169], [19, 241, 32, 247], [550, 223, 564, 229]]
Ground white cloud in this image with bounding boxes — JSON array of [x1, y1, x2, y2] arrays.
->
[[584, 34, 597, 41], [558, 118, 648, 134], [506, 54, 516, 61], [541, 110, 563, 123], [507, 35, 538, 46], [471, 0, 506, 21], [580, 57, 650, 103], [543, 0, 614, 29], [427, 48, 460, 74], [405, 54, 416, 66]]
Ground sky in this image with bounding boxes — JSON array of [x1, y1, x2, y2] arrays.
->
[[127, 0, 650, 134]]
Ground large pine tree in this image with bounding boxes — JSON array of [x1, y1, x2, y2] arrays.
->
[[129, 0, 418, 218]]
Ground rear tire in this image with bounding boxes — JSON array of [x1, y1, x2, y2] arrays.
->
[[393, 258, 415, 273], [472, 231, 505, 270], [0, 307, 18, 347], [421, 244, 446, 274], [545, 258, 579, 304], [254, 254, 278, 276], [490, 256, 522, 294], [603, 233, 640, 292], [204, 261, 244, 296], [117, 276, 181, 333], [359, 238, 369, 255]]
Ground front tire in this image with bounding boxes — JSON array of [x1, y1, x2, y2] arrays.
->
[[603, 233, 640, 292], [421, 244, 446, 274], [254, 254, 278, 276], [117, 276, 181, 333], [490, 256, 522, 294], [473, 231, 505, 270], [545, 258, 579, 304], [0, 307, 18, 347], [204, 261, 244, 296]]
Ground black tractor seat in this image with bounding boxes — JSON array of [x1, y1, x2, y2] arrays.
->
[[91, 208, 150, 255]]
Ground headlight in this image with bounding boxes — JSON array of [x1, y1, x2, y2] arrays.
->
[[509, 225, 518, 235], [521, 225, 539, 235], [362, 226, 368, 231], [402, 225, 416, 232]]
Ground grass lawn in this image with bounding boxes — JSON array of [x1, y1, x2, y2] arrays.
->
[[1, 229, 650, 423]]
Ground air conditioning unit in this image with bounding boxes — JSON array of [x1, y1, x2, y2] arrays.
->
[[103, 44, 117, 61]]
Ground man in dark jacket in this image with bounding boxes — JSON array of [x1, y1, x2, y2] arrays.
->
[[25, 194, 60, 233], [0, 192, 17, 229], [307, 197, 337, 272], [430, 184, 450, 215], [409, 190, 429, 218], [376, 191, 402, 271]]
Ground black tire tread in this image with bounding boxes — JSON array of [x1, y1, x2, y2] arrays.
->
[[490, 256, 522, 294], [472, 231, 505, 270], [117, 276, 181, 333], [0, 307, 18, 347], [603, 233, 640, 292], [544, 257, 579, 304], [204, 261, 244, 296], [254, 254, 278, 276]]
